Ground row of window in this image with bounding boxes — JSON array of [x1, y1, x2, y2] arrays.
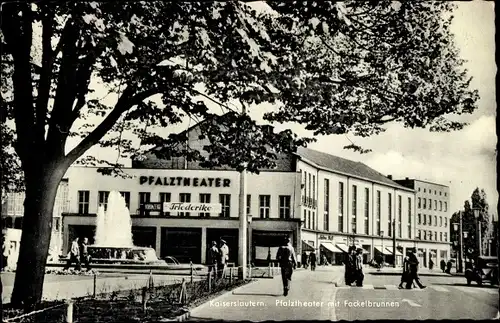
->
[[417, 197, 448, 212], [417, 213, 448, 227], [309, 181, 413, 238], [418, 187, 447, 197], [77, 191, 292, 219], [303, 171, 316, 209], [417, 229, 448, 242]]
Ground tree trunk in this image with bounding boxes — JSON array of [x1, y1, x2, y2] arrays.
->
[[10, 165, 65, 309]]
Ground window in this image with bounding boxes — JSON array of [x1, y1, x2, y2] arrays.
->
[[444, 232, 447, 241], [308, 210, 311, 229], [247, 195, 251, 215], [120, 191, 130, 210], [78, 191, 90, 214], [199, 193, 211, 217], [259, 195, 271, 218], [351, 185, 357, 233], [424, 188, 426, 193], [160, 192, 171, 216], [398, 195, 402, 238], [312, 211, 316, 230], [279, 195, 291, 219], [428, 214, 432, 225], [423, 198, 427, 209], [418, 188, 421, 192], [423, 231, 427, 240], [303, 210, 307, 228], [445, 218, 447, 227], [417, 229, 421, 239], [434, 231, 437, 240], [388, 193, 392, 237], [54, 218, 60, 231], [312, 175, 316, 205], [219, 194, 231, 217], [308, 173, 311, 199], [304, 171, 308, 200], [444, 202, 447, 212], [444, 192, 447, 197], [139, 192, 151, 216], [364, 188, 369, 234], [376, 190, 381, 235], [434, 200, 437, 210], [324, 179, 330, 231], [439, 201, 442, 211], [434, 190, 437, 195], [418, 213, 421, 225], [98, 191, 110, 211], [408, 197, 412, 239], [440, 232, 443, 241], [428, 199, 432, 210], [439, 216, 442, 227], [338, 182, 344, 232], [418, 197, 421, 209], [423, 214, 427, 225], [440, 191, 442, 196], [179, 193, 191, 216], [434, 215, 437, 226]]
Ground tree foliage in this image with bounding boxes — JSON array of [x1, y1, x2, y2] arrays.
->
[[1, 1, 479, 307]]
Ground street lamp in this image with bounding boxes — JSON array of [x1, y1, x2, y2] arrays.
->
[[247, 214, 252, 269], [473, 208, 482, 257], [488, 239, 492, 256]]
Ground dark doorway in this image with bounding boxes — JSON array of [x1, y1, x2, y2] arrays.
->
[[252, 230, 292, 266], [68, 225, 96, 252], [132, 226, 157, 248], [206, 228, 239, 265], [161, 228, 202, 263]]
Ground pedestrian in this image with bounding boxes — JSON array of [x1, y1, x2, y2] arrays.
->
[[80, 237, 91, 271], [406, 249, 426, 289], [355, 248, 364, 287], [429, 258, 434, 270], [399, 254, 416, 289], [344, 246, 357, 285], [446, 259, 452, 274], [64, 237, 81, 271], [302, 251, 308, 269], [276, 237, 297, 296], [440, 259, 446, 273], [321, 254, 328, 266], [218, 238, 229, 278], [309, 250, 317, 271], [208, 241, 219, 279]]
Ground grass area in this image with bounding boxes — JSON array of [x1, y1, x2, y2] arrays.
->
[[2, 277, 252, 322]]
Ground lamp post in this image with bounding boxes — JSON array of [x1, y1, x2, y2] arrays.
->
[[247, 214, 252, 270], [473, 208, 482, 257], [463, 230, 469, 269], [488, 239, 492, 256]]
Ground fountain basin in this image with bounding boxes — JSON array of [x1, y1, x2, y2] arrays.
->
[[86, 246, 165, 265]]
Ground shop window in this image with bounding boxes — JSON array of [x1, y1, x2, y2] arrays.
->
[[219, 194, 231, 218], [139, 192, 151, 216], [98, 191, 110, 211], [279, 195, 291, 219], [120, 191, 131, 210], [78, 190, 90, 214], [199, 193, 210, 217], [160, 192, 171, 216], [179, 193, 191, 216], [259, 195, 270, 219]]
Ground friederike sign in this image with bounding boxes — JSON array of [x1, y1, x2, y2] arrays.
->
[[163, 202, 222, 213], [139, 176, 231, 187]]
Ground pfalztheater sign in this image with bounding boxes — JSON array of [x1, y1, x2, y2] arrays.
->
[[163, 202, 222, 213], [139, 176, 231, 187]]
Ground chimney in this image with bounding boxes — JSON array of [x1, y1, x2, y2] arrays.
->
[[387, 175, 393, 180]]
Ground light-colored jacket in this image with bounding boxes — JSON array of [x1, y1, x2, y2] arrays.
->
[[220, 244, 229, 264], [70, 241, 80, 256]]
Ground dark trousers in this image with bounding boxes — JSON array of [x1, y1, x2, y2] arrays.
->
[[406, 268, 424, 289], [355, 270, 364, 286], [310, 262, 316, 271], [217, 263, 227, 278], [64, 254, 81, 270], [81, 254, 91, 271], [280, 264, 293, 292]]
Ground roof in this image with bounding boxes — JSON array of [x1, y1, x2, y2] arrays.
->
[[295, 147, 413, 191]]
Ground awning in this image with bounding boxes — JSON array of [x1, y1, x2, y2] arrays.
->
[[335, 243, 349, 253], [302, 240, 315, 252], [374, 247, 392, 256], [321, 242, 343, 253], [385, 247, 403, 256]]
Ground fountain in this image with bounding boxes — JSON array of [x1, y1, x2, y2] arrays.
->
[[88, 190, 163, 264]]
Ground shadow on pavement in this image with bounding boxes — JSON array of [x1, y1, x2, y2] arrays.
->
[[368, 272, 453, 277], [435, 282, 499, 289]]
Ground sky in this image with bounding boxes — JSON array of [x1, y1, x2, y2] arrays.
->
[[70, 1, 496, 218]]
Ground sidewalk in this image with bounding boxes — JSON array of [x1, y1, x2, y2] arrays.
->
[[189, 267, 344, 321]]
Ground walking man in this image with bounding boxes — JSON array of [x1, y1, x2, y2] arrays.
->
[[309, 250, 317, 271], [406, 249, 426, 289], [218, 238, 229, 278], [440, 259, 446, 273], [301, 251, 308, 268], [80, 237, 91, 271], [208, 241, 219, 279], [64, 237, 81, 271], [276, 237, 297, 296], [399, 253, 415, 289]]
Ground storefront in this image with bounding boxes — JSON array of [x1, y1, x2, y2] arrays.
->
[[252, 230, 293, 266]]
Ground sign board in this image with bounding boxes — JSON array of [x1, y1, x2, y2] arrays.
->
[[163, 202, 222, 213], [141, 202, 163, 211]]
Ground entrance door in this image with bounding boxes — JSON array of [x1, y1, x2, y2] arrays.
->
[[132, 226, 157, 248], [161, 228, 202, 263]]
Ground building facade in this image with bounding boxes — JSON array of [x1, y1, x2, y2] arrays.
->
[[394, 178, 451, 267]]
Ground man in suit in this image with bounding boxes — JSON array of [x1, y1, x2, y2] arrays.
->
[[309, 250, 317, 271], [218, 238, 229, 278], [276, 237, 297, 296], [355, 248, 364, 287], [406, 249, 426, 289], [208, 241, 220, 278], [64, 237, 81, 271]]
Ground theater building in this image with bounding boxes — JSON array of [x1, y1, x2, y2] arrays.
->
[[61, 117, 448, 267]]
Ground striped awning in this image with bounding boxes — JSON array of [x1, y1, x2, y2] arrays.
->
[[302, 240, 315, 252], [335, 243, 349, 253], [321, 242, 343, 253], [374, 247, 391, 255]]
